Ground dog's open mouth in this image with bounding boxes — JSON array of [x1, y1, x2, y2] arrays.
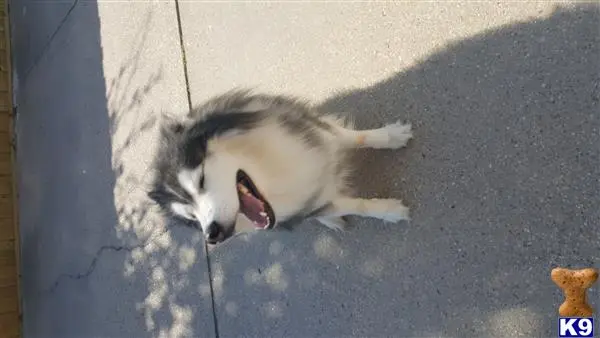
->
[[236, 170, 276, 229]]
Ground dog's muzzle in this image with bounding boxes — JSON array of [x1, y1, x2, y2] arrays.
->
[[204, 221, 235, 244]]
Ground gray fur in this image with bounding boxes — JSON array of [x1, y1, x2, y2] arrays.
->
[[148, 89, 413, 244], [191, 88, 335, 148], [149, 89, 340, 226]]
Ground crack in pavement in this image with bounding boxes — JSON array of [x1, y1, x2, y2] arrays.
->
[[40, 227, 169, 296]]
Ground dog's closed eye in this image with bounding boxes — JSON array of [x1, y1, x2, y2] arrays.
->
[[171, 202, 196, 221], [199, 167, 205, 189]]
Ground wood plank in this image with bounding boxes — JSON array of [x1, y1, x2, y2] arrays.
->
[[0, 218, 14, 241], [0, 234, 16, 290], [0, 240, 15, 266], [0, 113, 9, 132], [0, 312, 20, 337], [0, 51, 6, 73], [0, 176, 11, 195], [0, 189, 12, 205], [0, 264, 15, 287], [0, 193, 14, 219], [0, 158, 11, 175], [0, 72, 7, 92], [0, 132, 10, 153], [0, 92, 9, 112], [0, 0, 19, 332], [0, 286, 18, 314]]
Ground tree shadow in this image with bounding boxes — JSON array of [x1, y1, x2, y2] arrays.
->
[[14, 2, 215, 337], [209, 3, 600, 337], [102, 5, 216, 338], [14, 2, 599, 337]]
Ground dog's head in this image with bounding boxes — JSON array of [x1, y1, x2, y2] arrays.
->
[[148, 112, 275, 245]]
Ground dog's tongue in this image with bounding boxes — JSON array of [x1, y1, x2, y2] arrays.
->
[[237, 183, 269, 229]]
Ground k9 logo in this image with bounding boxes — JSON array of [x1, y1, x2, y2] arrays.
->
[[559, 318, 594, 337]]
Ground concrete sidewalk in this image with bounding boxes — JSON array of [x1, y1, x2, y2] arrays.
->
[[10, 1, 600, 337]]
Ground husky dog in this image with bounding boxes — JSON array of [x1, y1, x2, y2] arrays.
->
[[148, 90, 413, 245]]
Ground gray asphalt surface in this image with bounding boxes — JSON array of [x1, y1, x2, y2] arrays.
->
[[10, 1, 599, 337]]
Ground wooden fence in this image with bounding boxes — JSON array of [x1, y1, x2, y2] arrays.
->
[[0, 0, 21, 336]]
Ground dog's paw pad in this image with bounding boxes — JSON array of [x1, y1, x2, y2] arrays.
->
[[383, 121, 413, 148]]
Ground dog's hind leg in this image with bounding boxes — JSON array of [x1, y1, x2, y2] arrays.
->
[[330, 120, 413, 150], [319, 197, 410, 223]]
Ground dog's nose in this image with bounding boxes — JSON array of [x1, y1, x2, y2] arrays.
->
[[205, 222, 221, 243]]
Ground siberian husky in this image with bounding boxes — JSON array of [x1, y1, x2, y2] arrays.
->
[[148, 90, 413, 245]]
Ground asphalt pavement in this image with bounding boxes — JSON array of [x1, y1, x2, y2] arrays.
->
[[10, 1, 599, 337]]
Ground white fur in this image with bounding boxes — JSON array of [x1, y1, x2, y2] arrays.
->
[[185, 116, 412, 234], [164, 99, 414, 243], [170, 202, 195, 221], [320, 198, 410, 222], [334, 120, 413, 149], [226, 125, 333, 213], [175, 165, 240, 233]]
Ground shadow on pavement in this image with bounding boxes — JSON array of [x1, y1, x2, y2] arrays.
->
[[14, 1, 122, 337], [13, 2, 599, 337], [208, 4, 599, 337], [14, 2, 214, 337]]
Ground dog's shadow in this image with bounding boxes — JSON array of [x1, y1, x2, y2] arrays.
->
[[319, 4, 600, 234], [179, 4, 600, 337]]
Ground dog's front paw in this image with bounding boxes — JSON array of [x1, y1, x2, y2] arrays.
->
[[383, 121, 413, 149], [372, 198, 411, 223]]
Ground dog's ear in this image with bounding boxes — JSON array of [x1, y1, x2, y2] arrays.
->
[[158, 114, 186, 138]]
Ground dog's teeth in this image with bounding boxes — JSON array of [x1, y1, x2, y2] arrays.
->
[[237, 183, 250, 194], [259, 212, 267, 217]]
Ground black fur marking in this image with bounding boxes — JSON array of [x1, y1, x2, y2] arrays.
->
[[148, 107, 265, 223], [148, 185, 199, 228], [182, 111, 264, 168], [278, 114, 324, 148], [270, 97, 331, 148], [305, 113, 333, 131], [192, 89, 332, 148], [187, 89, 257, 120], [148, 89, 335, 233]]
